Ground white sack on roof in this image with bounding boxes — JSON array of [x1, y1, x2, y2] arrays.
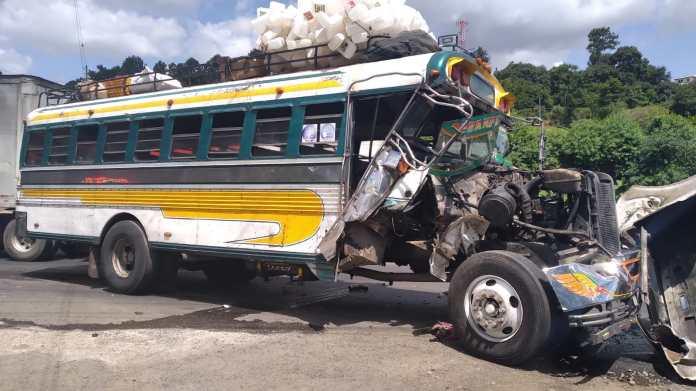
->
[[252, 0, 432, 60], [129, 66, 183, 94]]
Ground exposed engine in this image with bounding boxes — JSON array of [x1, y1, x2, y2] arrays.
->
[[338, 163, 623, 282], [473, 168, 620, 255]]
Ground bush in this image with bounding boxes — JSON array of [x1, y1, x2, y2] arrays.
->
[[630, 114, 696, 186], [672, 84, 696, 117], [508, 124, 565, 171], [557, 113, 643, 190], [620, 105, 670, 129]]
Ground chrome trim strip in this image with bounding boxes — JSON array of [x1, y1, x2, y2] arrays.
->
[[20, 157, 344, 172]]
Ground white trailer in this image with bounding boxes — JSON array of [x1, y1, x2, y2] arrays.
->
[[0, 75, 63, 260]]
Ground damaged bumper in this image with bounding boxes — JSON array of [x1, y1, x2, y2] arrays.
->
[[545, 251, 640, 313], [544, 251, 642, 344]]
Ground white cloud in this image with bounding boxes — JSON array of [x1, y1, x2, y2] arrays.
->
[[0, 47, 33, 74], [187, 17, 256, 60], [97, 0, 207, 16], [0, 0, 188, 59], [2, 0, 692, 81], [410, 0, 666, 68]]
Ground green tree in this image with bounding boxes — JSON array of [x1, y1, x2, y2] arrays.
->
[[582, 64, 626, 117], [609, 46, 647, 84], [120, 55, 145, 74], [548, 64, 582, 125], [587, 27, 619, 65], [153, 60, 168, 74], [87, 64, 121, 80], [183, 57, 200, 68], [473, 46, 490, 63], [495, 63, 551, 114], [672, 84, 696, 117]]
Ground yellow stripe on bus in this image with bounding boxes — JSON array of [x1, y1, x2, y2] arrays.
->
[[29, 79, 343, 124], [21, 188, 325, 247]]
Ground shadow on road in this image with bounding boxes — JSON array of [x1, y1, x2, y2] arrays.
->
[[21, 259, 449, 331], [13, 258, 686, 386]]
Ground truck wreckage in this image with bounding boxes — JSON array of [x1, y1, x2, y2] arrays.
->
[[321, 81, 696, 377], [617, 176, 696, 381], [315, 80, 646, 367]]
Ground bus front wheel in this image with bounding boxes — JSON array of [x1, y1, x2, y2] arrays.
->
[[99, 220, 156, 294], [448, 251, 555, 366]]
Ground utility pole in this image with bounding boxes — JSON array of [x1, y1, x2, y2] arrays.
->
[[73, 0, 89, 79], [538, 96, 546, 171]]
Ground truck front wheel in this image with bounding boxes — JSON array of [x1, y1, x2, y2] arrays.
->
[[448, 250, 555, 366], [2, 219, 51, 262]]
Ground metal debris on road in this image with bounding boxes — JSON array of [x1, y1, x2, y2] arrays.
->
[[413, 321, 457, 341]]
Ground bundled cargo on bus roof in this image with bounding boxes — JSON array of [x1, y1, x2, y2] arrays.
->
[[252, 0, 434, 64], [77, 66, 182, 101]]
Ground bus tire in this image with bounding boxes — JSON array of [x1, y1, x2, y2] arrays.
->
[[99, 220, 155, 294], [448, 251, 553, 366], [2, 219, 49, 262], [203, 261, 256, 287]]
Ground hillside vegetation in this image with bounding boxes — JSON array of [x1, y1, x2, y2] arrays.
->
[[496, 27, 696, 191]]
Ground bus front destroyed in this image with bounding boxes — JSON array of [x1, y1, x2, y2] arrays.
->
[[320, 83, 642, 364]]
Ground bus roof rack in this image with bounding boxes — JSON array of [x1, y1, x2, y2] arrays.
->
[[40, 32, 452, 108]]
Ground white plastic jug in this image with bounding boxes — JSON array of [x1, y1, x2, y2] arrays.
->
[[291, 17, 310, 38], [262, 30, 279, 44], [267, 37, 286, 51], [251, 15, 269, 34], [347, 3, 369, 23], [329, 33, 357, 59]]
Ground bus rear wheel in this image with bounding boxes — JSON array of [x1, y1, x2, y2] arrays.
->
[[2, 219, 52, 262], [99, 220, 156, 294], [448, 251, 554, 366]]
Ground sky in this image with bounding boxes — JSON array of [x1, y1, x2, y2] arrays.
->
[[0, 0, 694, 83]]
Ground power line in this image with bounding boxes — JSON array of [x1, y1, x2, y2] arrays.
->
[[73, 0, 88, 79]]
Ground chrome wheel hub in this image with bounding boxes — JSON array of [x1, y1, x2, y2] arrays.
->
[[464, 275, 523, 342], [10, 234, 36, 254], [112, 238, 136, 278]]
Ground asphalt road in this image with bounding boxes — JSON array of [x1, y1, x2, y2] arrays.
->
[[0, 252, 691, 391]]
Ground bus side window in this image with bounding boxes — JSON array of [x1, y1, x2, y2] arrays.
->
[[252, 107, 291, 157], [103, 121, 130, 163], [75, 124, 100, 164], [209, 111, 244, 159], [171, 115, 203, 160], [48, 127, 72, 165], [24, 131, 45, 166], [135, 118, 164, 161], [300, 102, 343, 156]]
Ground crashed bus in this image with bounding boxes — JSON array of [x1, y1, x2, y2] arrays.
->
[[16, 42, 682, 369]]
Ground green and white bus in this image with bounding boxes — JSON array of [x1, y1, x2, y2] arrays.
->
[[16, 48, 643, 366]]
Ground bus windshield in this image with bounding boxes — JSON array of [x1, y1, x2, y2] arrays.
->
[[431, 113, 507, 174]]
